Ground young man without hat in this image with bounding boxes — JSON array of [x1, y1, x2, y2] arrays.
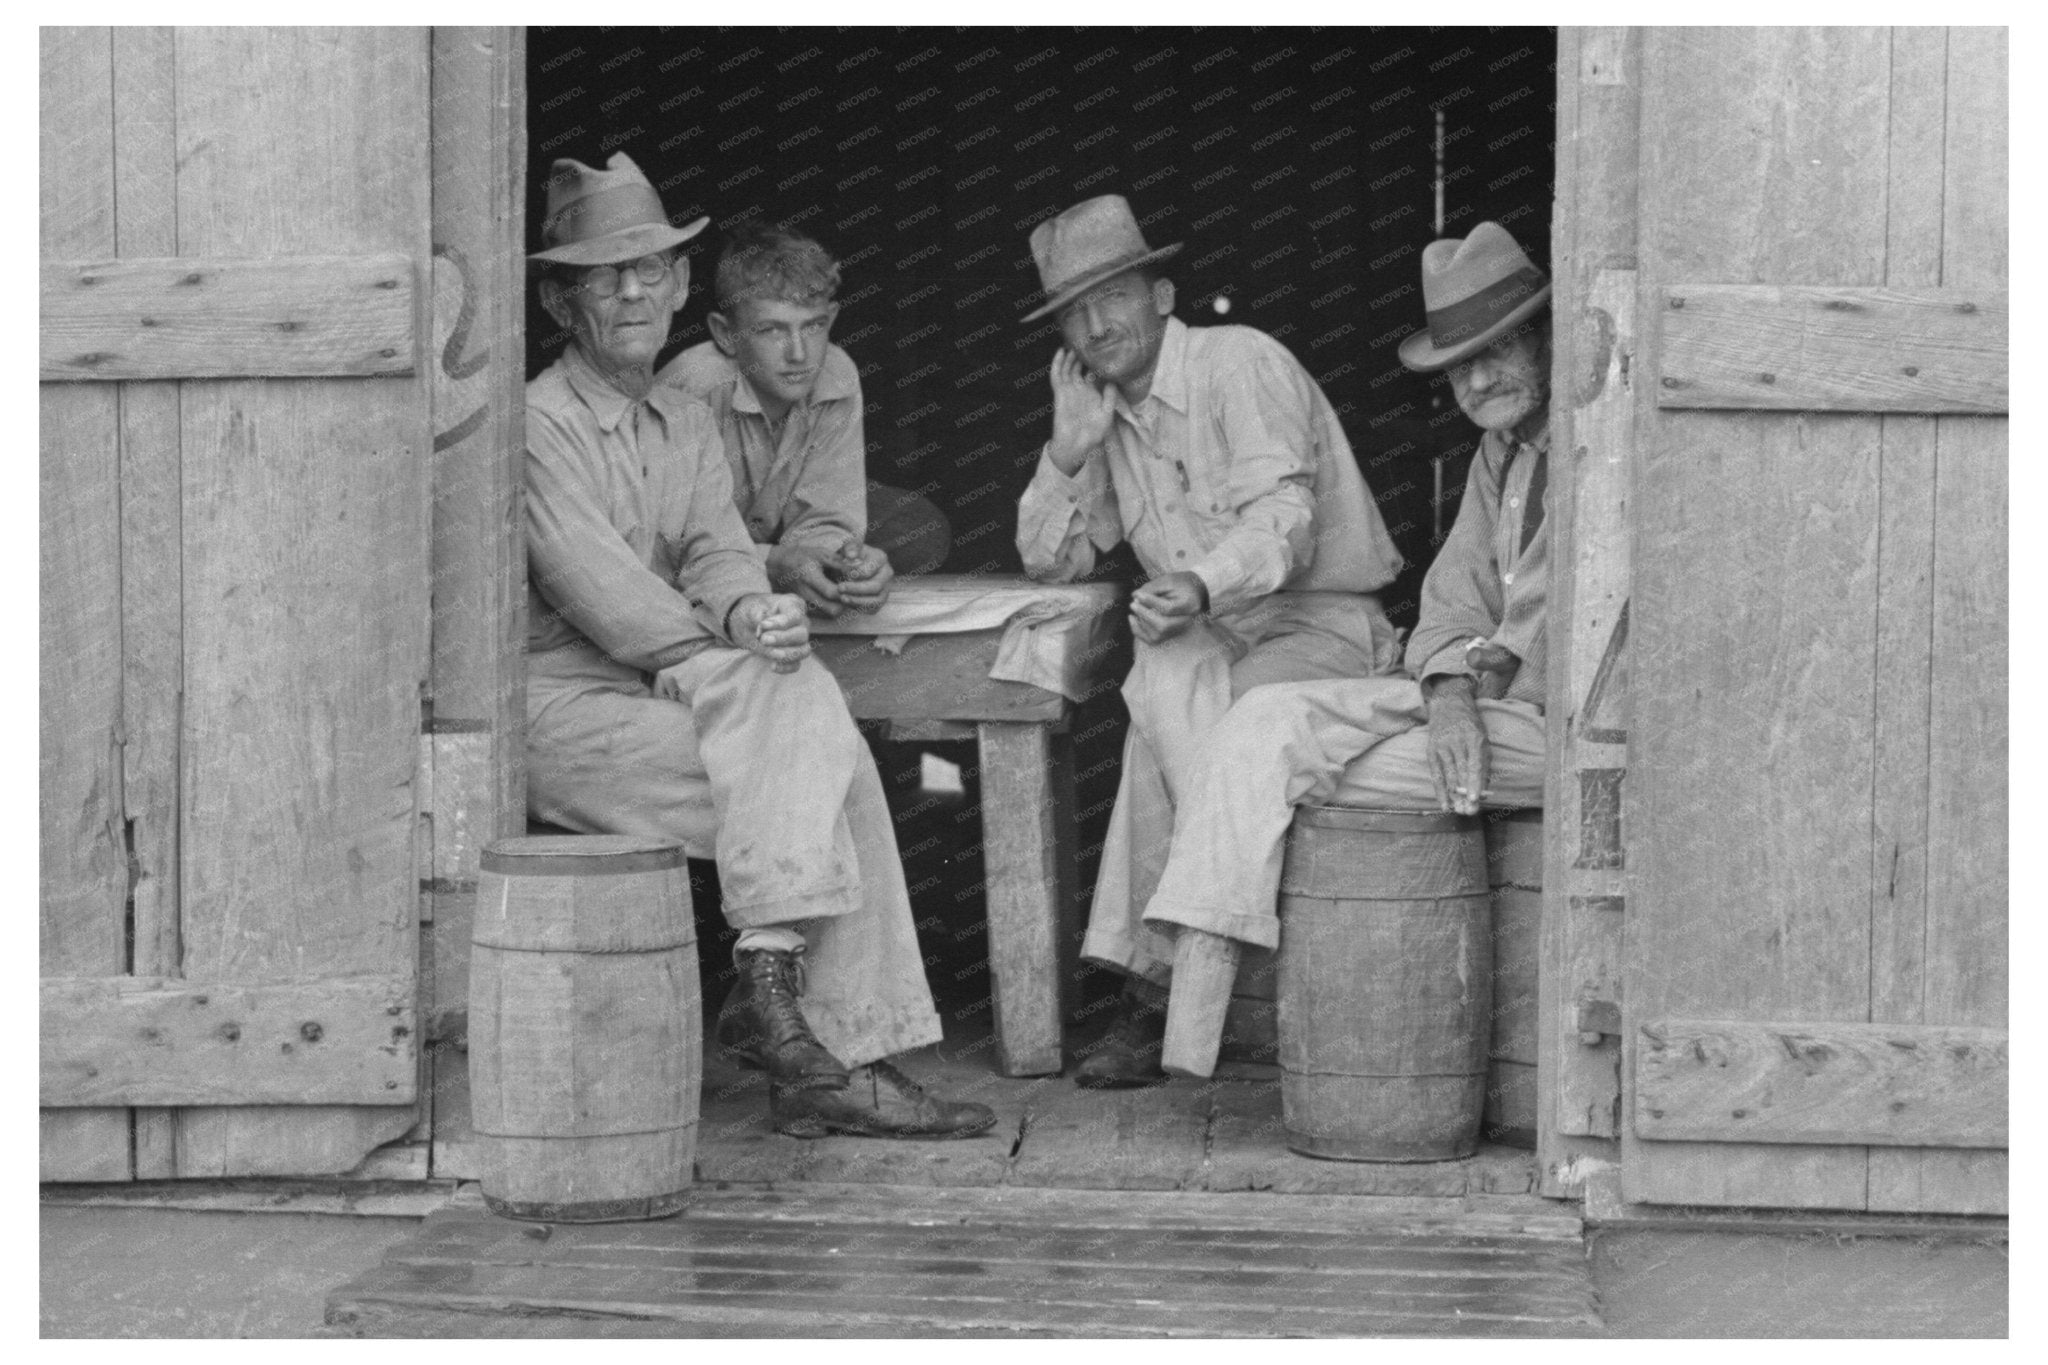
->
[[658, 221, 951, 616], [1140, 221, 1556, 1072], [521, 153, 993, 1138], [1012, 194, 1408, 1086]]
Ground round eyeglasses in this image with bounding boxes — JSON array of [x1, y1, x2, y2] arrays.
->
[[582, 255, 672, 298]]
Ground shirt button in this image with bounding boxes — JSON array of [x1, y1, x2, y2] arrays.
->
[[1510, 497, 1520, 508], [1175, 550, 1187, 561], [1504, 571, 1516, 585]]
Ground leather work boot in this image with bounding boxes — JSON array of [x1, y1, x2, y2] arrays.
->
[[716, 947, 850, 1091], [770, 1061, 999, 1140], [1070, 977, 1170, 1089]]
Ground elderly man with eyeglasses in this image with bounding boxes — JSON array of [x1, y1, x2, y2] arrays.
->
[[521, 154, 994, 1141]]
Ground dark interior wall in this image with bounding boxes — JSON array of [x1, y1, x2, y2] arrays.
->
[[525, 25, 1556, 628], [524, 26, 1557, 1002]]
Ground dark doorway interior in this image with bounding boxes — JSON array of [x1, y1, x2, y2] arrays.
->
[[524, 27, 1558, 1012]]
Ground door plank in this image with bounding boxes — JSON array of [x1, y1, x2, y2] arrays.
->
[[1635, 1019, 2004, 1147], [1655, 285, 2005, 414], [1624, 25, 1894, 1210], [111, 21, 186, 1180], [43, 975, 417, 1107], [168, 25, 430, 1175], [1871, 23, 2009, 1217], [39, 23, 131, 1182], [41, 254, 417, 381]]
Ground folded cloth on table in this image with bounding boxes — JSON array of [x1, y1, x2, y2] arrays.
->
[[807, 577, 1123, 702]]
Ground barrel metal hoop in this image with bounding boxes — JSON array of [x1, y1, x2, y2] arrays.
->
[[469, 940, 696, 954], [471, 1122, 696, 1140], [1293, 805, 1482, 834], [481, 845, 686, 876]]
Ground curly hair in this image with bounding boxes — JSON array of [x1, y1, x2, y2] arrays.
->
[[712, 220, 841, 315]]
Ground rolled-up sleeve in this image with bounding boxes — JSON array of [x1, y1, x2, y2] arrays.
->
[[1017, 443, 1119, 582], [1406, 440, 1508, 681], [1186, 346, 1318, 616]]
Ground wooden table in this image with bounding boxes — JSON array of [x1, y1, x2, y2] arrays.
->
[[808, 576, 1128, 1077]]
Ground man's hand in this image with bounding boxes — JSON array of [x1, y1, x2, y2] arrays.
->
[[1129, 571, 1208, 644], [1422, 674, 1490, 815], [731, 592, 811, 673], [826, 538, 893, 613], [1046, 347, 1117, 476], [766, 541, 845, 618]]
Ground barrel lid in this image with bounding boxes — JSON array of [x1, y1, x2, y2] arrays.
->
[[481, 834, 685, 874], [1295, 805, 1481, 834]]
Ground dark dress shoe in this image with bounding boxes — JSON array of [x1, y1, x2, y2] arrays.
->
[[1071, 983, 1169, 1089], [717, 947, 850, 1091], [771, 1061, 999, 1140]]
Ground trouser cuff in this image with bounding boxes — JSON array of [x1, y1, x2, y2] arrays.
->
[[722, 879, 860, 929], [1141, 900, 1282, 952]]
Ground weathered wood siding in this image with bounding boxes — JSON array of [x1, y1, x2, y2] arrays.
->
[[1619, 26, 2006, 1214], [1539, 25, 1639, 1199], [39, 26, 433, 1177]]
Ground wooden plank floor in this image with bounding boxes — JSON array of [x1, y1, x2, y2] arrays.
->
[[327, 1184, 1600, 1337], [430, 1022, 1538, 1198]]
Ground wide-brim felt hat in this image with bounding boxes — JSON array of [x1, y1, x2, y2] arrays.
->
[[529, 152, 710, 266], [1398, 221, 1552, 372], [1022, 195, 1183, 322]]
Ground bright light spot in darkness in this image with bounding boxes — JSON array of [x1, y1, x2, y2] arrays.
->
[[1213, 296, 1232, 315], [919, 752, 964, 795]]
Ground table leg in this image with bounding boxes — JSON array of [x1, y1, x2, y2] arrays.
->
[[976, 721, 1075, 1077]]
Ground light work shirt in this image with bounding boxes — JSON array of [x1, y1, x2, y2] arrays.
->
[[1015, 316, 1404, 621], [1406, 419, 1551, 707], [658, 340, 866, 555], [526, 344, 770, 673]]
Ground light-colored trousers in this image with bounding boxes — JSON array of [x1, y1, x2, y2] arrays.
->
[[1138, 677, 1547, 955], [1080, 593, 1402, 982], [525, 642, 942, 1068]]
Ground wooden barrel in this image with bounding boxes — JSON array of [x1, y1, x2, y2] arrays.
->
[[470, 835, 699, 1221], [1277, 807, 1492, 1162], [1483, 809, 1543, 1149]]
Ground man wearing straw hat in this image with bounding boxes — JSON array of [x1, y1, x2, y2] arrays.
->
[[1141, 222, 1555, 1076], [1013, 194, 1407, 1087], [522, 153, 994, 1140]]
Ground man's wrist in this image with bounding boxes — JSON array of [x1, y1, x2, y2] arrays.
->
[[1046, 439, 1092, 476], [1421, 672, 1478, 702]]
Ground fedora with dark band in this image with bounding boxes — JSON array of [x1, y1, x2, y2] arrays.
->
[[1022, 195, 1183, 322], [1398, 221, 1551, 372], [530, 152, 710, 267]]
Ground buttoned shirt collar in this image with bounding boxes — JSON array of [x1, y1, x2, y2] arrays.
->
[[559, 342, 691, 433], [1114, 315, 1191, 424]]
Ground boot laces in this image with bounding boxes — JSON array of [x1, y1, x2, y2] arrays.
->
[[742, 947, 817, 1043], [864, 1059, 924, 1097], [767, 945, 808, 998]]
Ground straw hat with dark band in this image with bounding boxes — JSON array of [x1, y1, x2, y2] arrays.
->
[[1022, 195, 1183, 322], [1397, 221, 1551, 372], [529, 153, 710, 267]]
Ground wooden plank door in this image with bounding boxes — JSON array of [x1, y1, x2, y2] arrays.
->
[[40, 26, 431, 1177], [1621, 27, 2006, 1213]]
